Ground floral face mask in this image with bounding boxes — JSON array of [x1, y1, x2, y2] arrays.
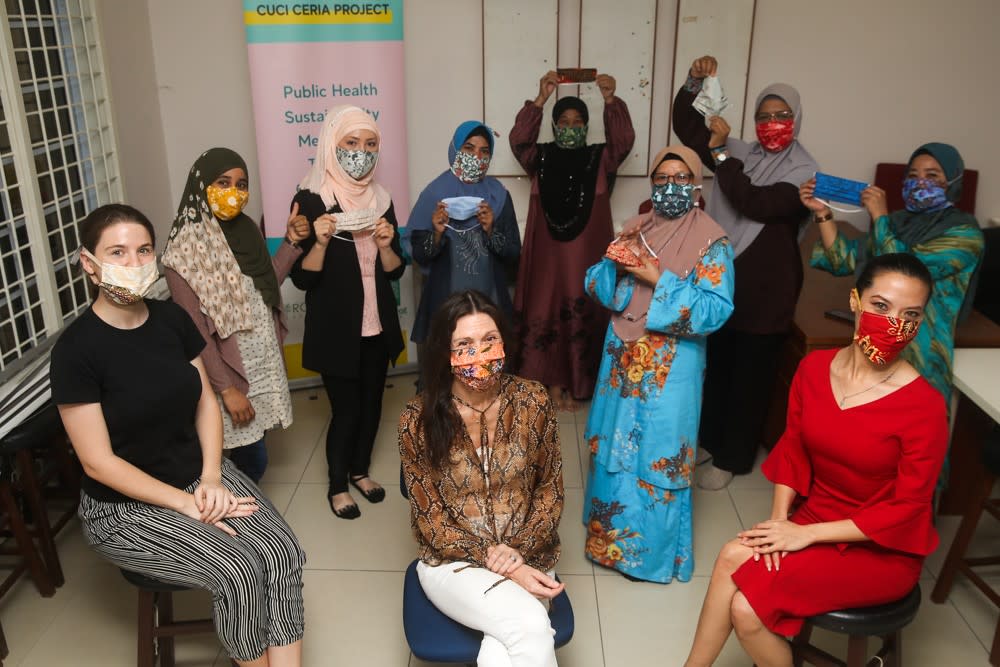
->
[[451, 150, 490, 183], [205, 185, 249, 221], [336, 146, 379, 179], [450, 341, 506, 392]]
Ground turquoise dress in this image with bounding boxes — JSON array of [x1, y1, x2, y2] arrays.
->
[[582, 238, 735, 583], [810, 214, 983, 402]]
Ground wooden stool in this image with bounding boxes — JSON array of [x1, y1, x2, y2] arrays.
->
[[931, 426, 1000, 664], [0, 403, 80, 597], [120, 569, 237, 667], [790, 585, 921, 667]]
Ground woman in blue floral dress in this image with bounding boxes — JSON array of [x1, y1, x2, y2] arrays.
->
[[582, 146, 735, 583]]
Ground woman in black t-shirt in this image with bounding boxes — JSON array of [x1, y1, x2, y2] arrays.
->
[[50, 204, 306, 666]]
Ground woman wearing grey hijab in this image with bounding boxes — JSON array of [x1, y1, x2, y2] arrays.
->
[[673, 55, 818, 490]]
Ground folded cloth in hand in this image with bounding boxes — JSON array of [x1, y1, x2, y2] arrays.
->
[[441, 196, 484, 221], [693, 75, 730, 118], [605, 236, 646, 268], [335, 208, 378, 231]]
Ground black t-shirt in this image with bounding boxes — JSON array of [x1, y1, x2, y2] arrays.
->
[[50, 299, 207, 502]]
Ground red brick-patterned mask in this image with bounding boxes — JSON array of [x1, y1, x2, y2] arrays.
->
[[450, 342, 506, 391], [853, 306, 920, 366]]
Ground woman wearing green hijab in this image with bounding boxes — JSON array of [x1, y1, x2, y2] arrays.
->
[[801, 142, 984, 404], [163, 148, 310, 483]]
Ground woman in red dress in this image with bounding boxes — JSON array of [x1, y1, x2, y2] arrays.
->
[[684, 252, 948, 667]]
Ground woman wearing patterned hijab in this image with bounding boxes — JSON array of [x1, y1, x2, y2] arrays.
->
[[290, 105, 405, 520], [673, 55, 818, 490], [163, 147, 309, 483]]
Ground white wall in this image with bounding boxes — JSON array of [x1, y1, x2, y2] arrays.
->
[[95, 0, 173, 244], [102, 0, 1000, 242]]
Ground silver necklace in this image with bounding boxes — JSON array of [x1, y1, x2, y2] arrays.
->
[[838, 366, 898, 407]]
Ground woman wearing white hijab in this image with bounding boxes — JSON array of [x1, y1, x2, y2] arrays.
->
[[673, 55, 818, 490]]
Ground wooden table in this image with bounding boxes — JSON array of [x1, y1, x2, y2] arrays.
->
[[762, 223, 1000, 513]]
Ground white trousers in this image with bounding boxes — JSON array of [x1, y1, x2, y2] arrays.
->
[[416, 561, 558, 667]]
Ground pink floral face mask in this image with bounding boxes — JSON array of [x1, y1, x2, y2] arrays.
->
[[450, 341, 506, 391]]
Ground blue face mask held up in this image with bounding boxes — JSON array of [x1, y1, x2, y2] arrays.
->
[[812, 172, 868, 210], [441, 196, 483, 220]]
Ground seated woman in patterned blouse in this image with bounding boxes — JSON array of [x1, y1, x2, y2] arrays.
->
[[398, 290, 565, 667]]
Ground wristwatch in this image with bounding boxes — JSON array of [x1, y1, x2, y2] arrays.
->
[[713, 150, 729, 165]]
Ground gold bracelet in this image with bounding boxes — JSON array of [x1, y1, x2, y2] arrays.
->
[[813, 210, 833, 224]]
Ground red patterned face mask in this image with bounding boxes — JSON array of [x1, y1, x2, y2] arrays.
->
[[853, 309, 920, 366], [450, 342, 506, 391], [755, 119, 795, 153]]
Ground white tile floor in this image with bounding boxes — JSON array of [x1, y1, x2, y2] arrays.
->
[[3, 375, 998, 665]]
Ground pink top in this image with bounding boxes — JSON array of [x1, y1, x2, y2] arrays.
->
[[354, 232, 383, 336]]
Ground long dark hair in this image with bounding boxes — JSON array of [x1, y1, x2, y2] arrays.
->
[[420, 290, 514, 468]]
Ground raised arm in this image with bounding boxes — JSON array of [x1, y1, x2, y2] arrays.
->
[[598, 74, 635, 169], [509, 71, 558, 174]]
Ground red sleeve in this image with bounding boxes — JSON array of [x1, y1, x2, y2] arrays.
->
[[850, 384, 948, 555], [509, 102, 543, 174], [602, 97, 635, 169], [761, 358, 812, 496]]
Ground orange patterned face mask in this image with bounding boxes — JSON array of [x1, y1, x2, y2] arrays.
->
[[450, 342, 505, 391]]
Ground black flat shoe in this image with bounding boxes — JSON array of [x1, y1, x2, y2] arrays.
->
[[349, 475, 386, 503], [328, 495, 361, 519]]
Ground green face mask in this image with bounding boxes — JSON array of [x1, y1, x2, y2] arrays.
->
[[553, 124, 587, 149]]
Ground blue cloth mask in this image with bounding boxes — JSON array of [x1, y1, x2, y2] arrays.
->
[[813, 172, 868, 206], [336, 147, 378, 180], [651, 182, 696, 219], [902, 177, 952, 213]]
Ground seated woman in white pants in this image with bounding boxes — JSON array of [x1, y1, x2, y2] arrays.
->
[[399, 290, 565, 667]]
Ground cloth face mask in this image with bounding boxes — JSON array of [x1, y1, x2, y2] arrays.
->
[[451, 151, 490, 184], [451, 341, 506, 392], [441, 196, 484, 221], [756, 119, 794, 153], [812, 172, 868, 207], [902, 177, 952, 213], [692, 75, 730, 118], [205, 185, 249, 221], [605, 231, 658, 267], [852, 297, 920, 366], [553, 124, 587, 149], [81, 248, 159, 305], [335, 147, 379, 180], [651, 182, 698, 219]]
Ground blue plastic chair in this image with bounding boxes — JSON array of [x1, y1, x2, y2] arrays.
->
[[402, 560, 575, 663], [399, 466, 574, 662]]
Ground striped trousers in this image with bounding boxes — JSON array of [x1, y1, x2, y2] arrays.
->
[[78, 459, 306, 662]]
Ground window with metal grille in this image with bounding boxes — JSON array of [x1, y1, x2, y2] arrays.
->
[[0, 0, 120, 373]]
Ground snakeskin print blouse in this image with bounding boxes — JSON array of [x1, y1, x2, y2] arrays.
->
[[398, 375, 564, 571]]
